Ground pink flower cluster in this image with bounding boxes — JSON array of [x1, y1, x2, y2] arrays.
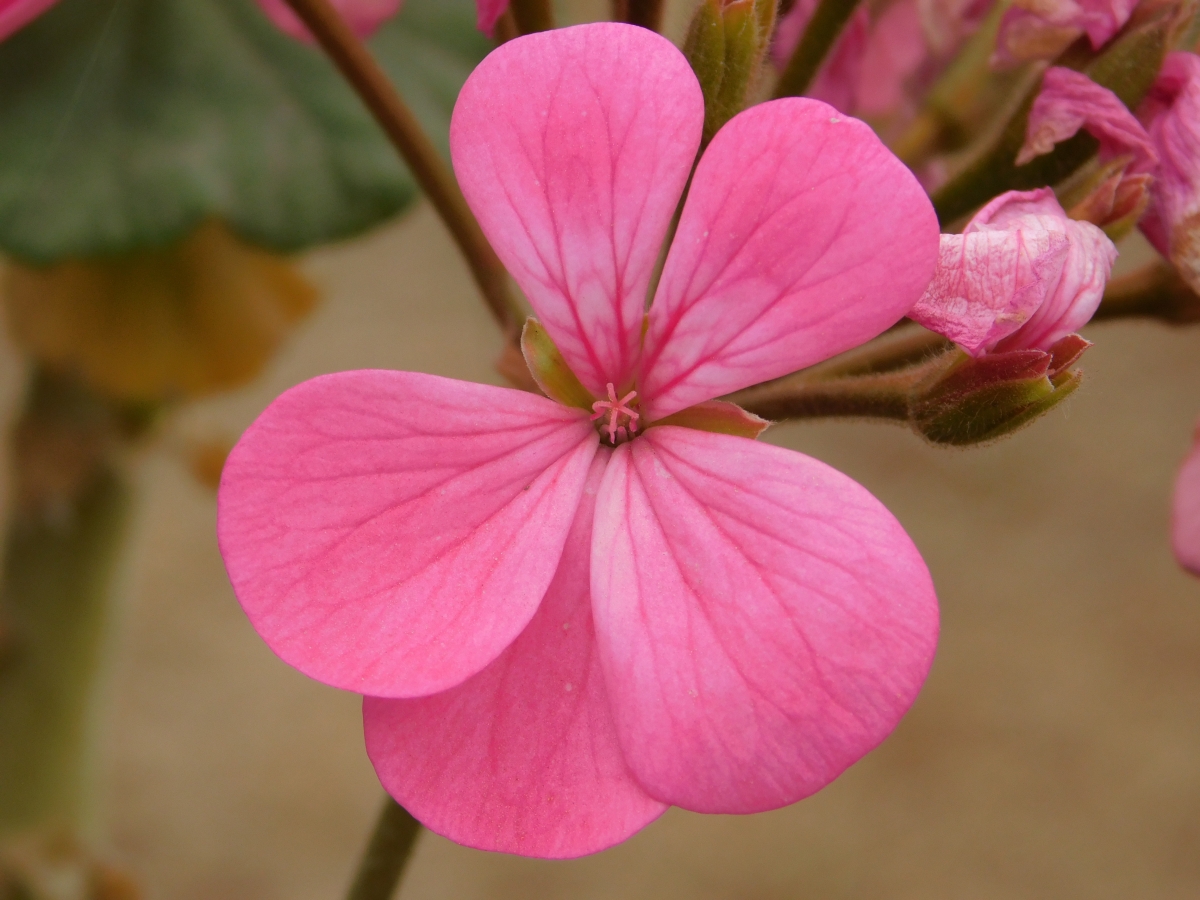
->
[[219, 23, 942, 857]]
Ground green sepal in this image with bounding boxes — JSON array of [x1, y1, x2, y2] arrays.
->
[[651, 399, 770, 439], [520, 319, 595, 411], [0, 0, 488, 262], [911, 348, 1083, 446]]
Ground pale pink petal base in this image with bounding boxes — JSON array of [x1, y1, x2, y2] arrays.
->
[[256, 0, 403, 41], [640, 98, 939, 419], [218, 371, 598, 698], [365, 452, 666, 858], [591, 428, 939, 813], [1172, 428, 1200, 577], [452, 23, 703, 397], [0, 0, 58, 41]]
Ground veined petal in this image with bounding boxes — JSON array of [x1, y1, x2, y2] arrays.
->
[[640, 99, 938, 420], [218, 371, 598, 698], [0, 0, 58, 42], [591, 428, 938, 813], [364, 451, 665, 859], [451, 23, 703, 397]]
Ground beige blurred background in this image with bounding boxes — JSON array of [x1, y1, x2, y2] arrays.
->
[[10, 1, 1194, 896], [39, 200, 1192, 900]]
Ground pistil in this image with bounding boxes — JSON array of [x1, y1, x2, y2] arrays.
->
[[590, 383, 640, 445]]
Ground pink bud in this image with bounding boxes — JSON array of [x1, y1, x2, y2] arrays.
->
[[1018, 67, 1158, 173], [1138, 52, 1200, 293], [256, 0, 403, 42], [994, 0, 1138, 67], [0, 0, 59, 42], [910, 188, 1118, 356]]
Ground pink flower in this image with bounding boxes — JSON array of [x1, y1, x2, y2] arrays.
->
[[774, 0, 993, 119], [0, 0, 58, 41], [994, 0, 1138, 66], [1018, 66, 1158, 173], [218, 23, 940, 858], [1173, 420, 1200, 576], [772, 0, 872, 113], [256, 0, 403, 42], [910, 188, 1117, 356], [1139, 52, 1200, 292]]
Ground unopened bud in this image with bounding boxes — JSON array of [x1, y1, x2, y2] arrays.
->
[[683, 0, 777, 145], [911, 338, 1087, 445], [1060, 155, 1153, 239]]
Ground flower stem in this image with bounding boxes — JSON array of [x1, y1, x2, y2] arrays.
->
[[1092, 261, 1200, 323], [281, 0, 520, 334], [345, 797, 422, 900], [613, 0, 665, 31], [0, 370, 133, 835], [509, 0, 554, 33], [729, 368, 923, 422], [772, 0, 864, 99]]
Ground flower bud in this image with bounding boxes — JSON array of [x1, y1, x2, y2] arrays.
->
[[1139, 52, 1200, 292], [910, 337, 1084, 445], [910, 188, 1117, 356], [685, 0, 778, 144], [1060, 154, 1153, 237], [993, 0, 1138, 67]]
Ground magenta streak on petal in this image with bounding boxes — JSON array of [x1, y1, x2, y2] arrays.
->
[[450, 23, 703, 398], [364, 450, 666, 858], [217, 370, 599, 699], [639, 98, 939, 421], [591, 427, 939, 813], [0, 0, 58, 41]]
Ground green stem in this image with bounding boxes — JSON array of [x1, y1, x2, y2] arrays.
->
[[345, 798, 422, 900], [772, 0, 863, 99], [281, 0, 521, 334], [1092, 261, 1200, 323], [728, 367, 930, 422], [0, 371, 132, 835]]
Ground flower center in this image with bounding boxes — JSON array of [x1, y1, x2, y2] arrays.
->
[[591, 383, 640, 446]]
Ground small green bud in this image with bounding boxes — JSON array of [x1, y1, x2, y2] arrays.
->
[[911, 342, 1087, 446], [683, 0, 777, 146]]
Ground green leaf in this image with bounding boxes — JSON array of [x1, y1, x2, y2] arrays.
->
[[0, 0, 489, 263]]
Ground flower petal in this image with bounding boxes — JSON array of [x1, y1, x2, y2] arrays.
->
[[1173, 422, 1200, 577], [364, 450, 665, 859], [218, 371, 598, 698], [0, 0, 58, 42], [639, 98, 939, 420], [591, 427, 939, 813], [451, 23, 703, 397]]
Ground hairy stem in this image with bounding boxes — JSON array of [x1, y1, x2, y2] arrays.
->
[[1093, 261, 1200, 323], [281, 0, 520, 333], [0, 371, 132, 835], [772, 0, 864, 99], [345, 798, 422, 900], [613, 0, 665, 31]]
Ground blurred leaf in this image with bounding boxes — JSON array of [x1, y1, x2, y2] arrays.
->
[[4, 222, 317, 401], [0, 0, 488, 263]]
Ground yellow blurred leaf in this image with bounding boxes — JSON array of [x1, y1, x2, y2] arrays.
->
[[4, 222, 318, 402]]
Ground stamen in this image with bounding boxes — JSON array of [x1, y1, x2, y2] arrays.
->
[[589, 382, 640, 445]]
